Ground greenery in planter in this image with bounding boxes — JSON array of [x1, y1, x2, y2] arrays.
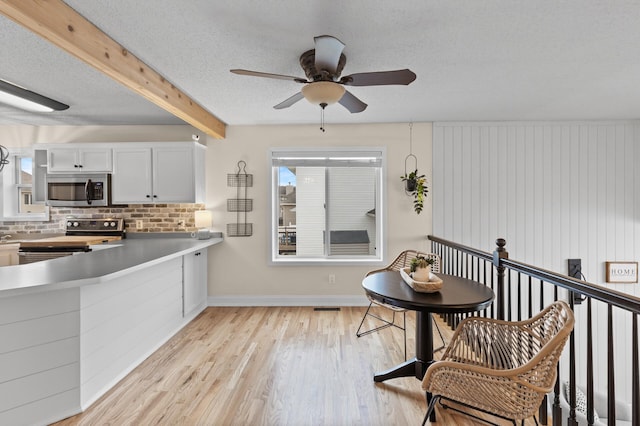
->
[[410, 255, 436, 272], [400, 169, 428, 214]]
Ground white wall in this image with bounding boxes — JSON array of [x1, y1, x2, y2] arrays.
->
[[433, 120, 640, 404], [205, 123, 433, 305]]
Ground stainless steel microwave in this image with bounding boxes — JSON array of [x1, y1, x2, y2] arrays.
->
[[45, 174, 110, 207]]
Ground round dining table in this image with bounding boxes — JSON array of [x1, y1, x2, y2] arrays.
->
[[362, 270, 495, 382]]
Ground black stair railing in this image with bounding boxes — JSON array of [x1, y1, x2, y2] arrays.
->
[[428, 235, 640, 426]]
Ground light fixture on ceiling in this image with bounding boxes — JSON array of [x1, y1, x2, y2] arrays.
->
[[301, 81, 345, 132], [0, 79, 69, 113], [300, 81, 345, 107]]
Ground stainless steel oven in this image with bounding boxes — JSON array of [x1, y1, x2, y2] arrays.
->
[[18, 218, 124, 264], [45, 174, 110, 207]]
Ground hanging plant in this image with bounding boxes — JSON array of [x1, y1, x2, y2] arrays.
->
[[400, 169, 428, 214], [401, 123, 428, 214]]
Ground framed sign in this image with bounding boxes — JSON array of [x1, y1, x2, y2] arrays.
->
[[606, 261, 638, 283]]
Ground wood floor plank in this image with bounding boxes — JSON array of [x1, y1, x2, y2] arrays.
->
[[52, 306, 539, 425]]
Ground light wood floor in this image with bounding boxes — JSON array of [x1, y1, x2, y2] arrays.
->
[[53, 306, 540, 426]]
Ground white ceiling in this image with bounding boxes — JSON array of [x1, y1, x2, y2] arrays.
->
[[1, 1, 640, 128]]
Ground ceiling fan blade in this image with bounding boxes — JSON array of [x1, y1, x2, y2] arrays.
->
[[313, 35, 345, 74], [273, 92, 305, 109], [340, 69, 417, 86], [339, 90, 367, 113], [231, 69, 307, 83]]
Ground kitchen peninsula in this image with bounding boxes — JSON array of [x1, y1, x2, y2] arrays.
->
[[0, 234, 222, 426]]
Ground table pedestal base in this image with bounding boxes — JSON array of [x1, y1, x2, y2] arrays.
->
[[373, 357, 431, 382]]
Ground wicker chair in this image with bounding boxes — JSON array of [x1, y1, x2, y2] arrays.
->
[[420, 300, 574, 426], [355, 250, 446, 360]]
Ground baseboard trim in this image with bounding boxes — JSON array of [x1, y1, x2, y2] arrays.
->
[[207, 295, 369, 307]]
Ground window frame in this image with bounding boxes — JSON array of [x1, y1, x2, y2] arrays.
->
[[269, 147, 386, 265], [0, 148, 49, 221]]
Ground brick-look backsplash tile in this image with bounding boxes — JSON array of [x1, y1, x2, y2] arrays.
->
[[0, 203, 205, 234]]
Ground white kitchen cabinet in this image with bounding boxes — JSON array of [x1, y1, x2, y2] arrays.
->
[[111, 142, 205, 204], [48, 147, 112, 173], [111, 147, 153, 204], [182, 248, 208, 318]]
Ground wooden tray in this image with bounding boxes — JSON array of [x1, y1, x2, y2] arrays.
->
[[400, 267, 443, 293]]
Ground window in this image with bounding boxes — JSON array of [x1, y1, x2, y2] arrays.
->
[[270, 148, 385, 263], [0, 149, 49, 221], [16, 156, 45, 214]]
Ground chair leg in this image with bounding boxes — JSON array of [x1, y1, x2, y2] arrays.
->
[[432, 316, 447, 353], [356, 303, 404, 337], [422, 394, 439, 426], [357, 303, 407, 360], [355, 302, 375, 337]]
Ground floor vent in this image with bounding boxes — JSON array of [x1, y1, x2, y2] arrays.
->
[[313, 307, 341, 311]]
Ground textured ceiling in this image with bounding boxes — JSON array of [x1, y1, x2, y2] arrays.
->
[[1, 1, 640, 128]]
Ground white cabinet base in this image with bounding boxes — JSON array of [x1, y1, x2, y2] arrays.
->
[[0, 254, 207, 425]]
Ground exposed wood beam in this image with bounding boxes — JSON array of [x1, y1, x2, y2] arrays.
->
[[0, 0, 226, 139]]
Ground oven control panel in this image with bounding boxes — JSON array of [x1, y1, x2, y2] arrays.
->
[[65, 218, 124, 234]]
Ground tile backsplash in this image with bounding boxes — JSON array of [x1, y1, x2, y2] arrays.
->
[[0, 203, 205, 234]]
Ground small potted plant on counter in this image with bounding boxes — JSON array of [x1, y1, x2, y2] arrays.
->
[[400, 169, 428, 214], [410, 255, 435, 282]]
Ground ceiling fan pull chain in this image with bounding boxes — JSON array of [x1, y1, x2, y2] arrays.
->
[[320, 102, 327, 132]]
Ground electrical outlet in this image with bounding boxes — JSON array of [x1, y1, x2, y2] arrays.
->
[[136, 220, 143, 229], [329, 274, 336, 284]]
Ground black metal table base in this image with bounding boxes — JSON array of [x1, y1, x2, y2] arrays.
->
[[373, 357, 431, 382]]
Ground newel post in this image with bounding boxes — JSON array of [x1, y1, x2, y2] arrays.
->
[[492, 238, 508, 321]]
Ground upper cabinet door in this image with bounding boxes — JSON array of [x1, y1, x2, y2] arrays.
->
[[78, 149, 113, 172], [48, 148, 112, 173], [47, 149, 78, 172], [111, 148, 153, 204], [152, 147, 195, 203]]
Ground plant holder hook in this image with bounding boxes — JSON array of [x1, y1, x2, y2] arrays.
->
[[404, 153, 418, 193]]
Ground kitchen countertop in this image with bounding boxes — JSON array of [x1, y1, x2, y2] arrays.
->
[[0, 234, 223, 297]]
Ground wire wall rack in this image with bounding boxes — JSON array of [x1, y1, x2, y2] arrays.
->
[[226, 160, 253, 237]]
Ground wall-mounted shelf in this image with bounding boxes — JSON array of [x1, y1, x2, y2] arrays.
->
[[227, 199, 253, 212], [227, 173, 253, 187], [226, 160, 253, 237]]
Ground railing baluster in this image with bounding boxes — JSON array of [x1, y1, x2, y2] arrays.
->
[[568, 296, 578, 426], [587, 298, 594, 426], [608, 305, 616, 424], [528, 276, 533, 320], [507, 271, 513, 321], [517, 273, 522, 321], [633, 313, 639, 426]]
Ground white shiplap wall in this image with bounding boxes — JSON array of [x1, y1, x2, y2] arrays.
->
[[433, 121, 640, 404]]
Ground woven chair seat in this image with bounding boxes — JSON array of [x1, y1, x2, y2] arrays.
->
[[421, 300, 574, 424]]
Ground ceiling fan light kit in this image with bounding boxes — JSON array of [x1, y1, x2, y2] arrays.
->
[[230, 35, 416, 115], [301, 81, 345, 106], [0, 79, 69, 113]]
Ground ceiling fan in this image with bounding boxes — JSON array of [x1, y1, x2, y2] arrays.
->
[[231, 35, 416, 114]]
